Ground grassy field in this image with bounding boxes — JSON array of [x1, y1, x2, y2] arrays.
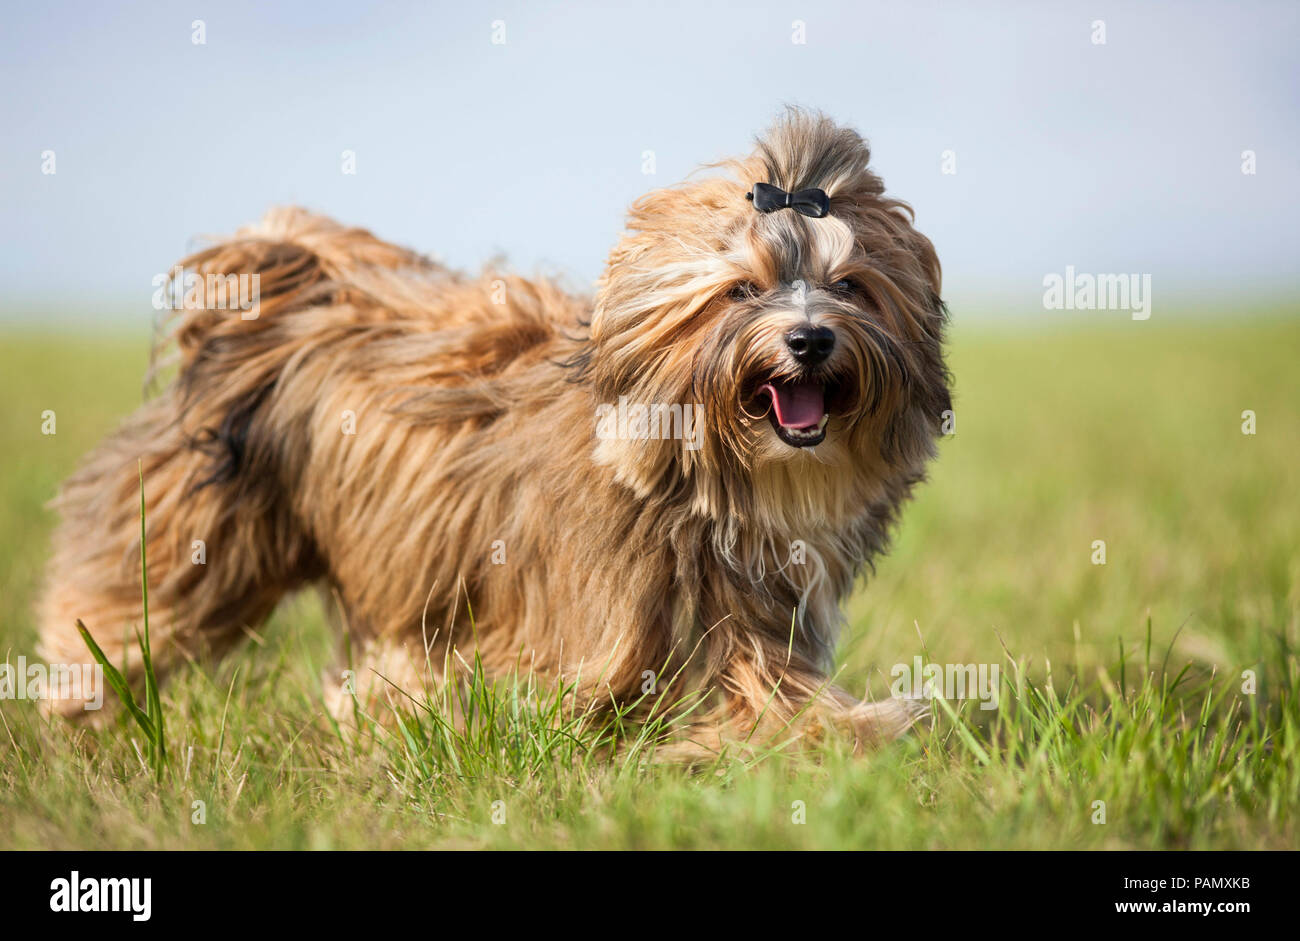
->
[[1, 313, 1298, 850]]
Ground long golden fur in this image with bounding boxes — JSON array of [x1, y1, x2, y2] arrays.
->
[[37, 109, 950, 756]]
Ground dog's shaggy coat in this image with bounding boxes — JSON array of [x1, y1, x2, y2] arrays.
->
[[38, 110, 950, 753]]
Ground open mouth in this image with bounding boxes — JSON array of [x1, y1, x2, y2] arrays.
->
[[757, 378, 829, 448]]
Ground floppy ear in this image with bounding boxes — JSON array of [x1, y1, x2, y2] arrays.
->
[[586, 178, 754, 495], [589, 177, 746, 407]]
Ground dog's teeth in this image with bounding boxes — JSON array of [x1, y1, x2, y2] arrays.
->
[[782, 420, 827, 442]]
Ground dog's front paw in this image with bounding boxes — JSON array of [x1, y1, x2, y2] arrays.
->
[[846, 696, 930, 747]]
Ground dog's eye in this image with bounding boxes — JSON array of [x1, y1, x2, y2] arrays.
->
[[830, 278, 871, 302], [728, 281, 758, 301]]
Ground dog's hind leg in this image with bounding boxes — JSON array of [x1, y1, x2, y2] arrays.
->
[[34, 209, 412, 716], [37, 208, 445, 717], [321, 636, 436, 729], [36, 392, 320, 718]]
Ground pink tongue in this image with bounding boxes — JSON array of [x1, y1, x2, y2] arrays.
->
[[760, 381, 825, 429]]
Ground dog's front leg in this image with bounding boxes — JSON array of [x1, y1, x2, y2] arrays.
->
[[699, 628, 929, 755], [816, 688, 931, 751]]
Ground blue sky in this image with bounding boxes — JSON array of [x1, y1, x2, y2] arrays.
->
[[2, 0, 1297, 323]]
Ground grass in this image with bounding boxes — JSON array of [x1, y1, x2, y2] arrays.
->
[[1, 312, 1298, 849], [72, 462, 166, 780]]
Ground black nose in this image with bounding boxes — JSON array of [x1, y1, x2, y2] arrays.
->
[[785, 324, 835, 366]]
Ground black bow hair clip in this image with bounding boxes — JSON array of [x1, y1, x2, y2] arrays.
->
[[746, 182, 830, 219]]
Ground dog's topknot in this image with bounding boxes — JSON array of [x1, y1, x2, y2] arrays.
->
[[753, 107, 884, 199]]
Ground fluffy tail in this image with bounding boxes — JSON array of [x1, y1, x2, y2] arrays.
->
[[36, 208, 422, 715]]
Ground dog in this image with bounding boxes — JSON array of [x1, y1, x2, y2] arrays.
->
[[37, 109, 951, 756]]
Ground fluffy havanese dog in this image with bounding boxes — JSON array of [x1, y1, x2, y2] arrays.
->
[[38, 109, 950, 756]]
